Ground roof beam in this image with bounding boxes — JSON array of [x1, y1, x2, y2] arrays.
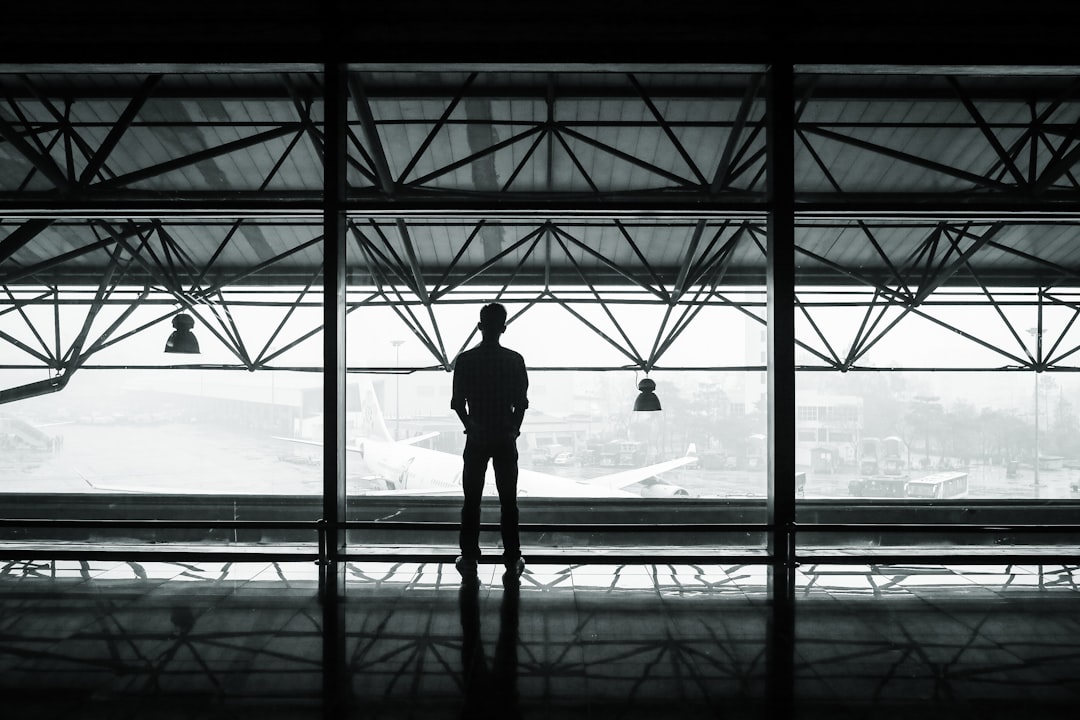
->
[[396, 72, 477, 184], [0, 218, 52, 264], [627, 72, 708, 186], [911, 223, 1004, 305], [1033, 123, 1080, 194], [0, 105, 71, 192], [80, 74, 162, 186], [394, 219, 430, 306], [347, 74, 396, 196], [946, 75, 1027, 189], [95, 124, 301, 189], [798, 124, 1014, 192], [672, 219, 707, 300], [712, 73, 763, 192]]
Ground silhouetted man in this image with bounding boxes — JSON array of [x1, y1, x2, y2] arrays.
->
[[451, 303, 528, 580]]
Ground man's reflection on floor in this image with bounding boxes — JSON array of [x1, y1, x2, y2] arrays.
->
[[458, 574, 521, 720]]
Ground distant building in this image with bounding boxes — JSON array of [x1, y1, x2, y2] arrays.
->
[[795, 391, 863, 470]]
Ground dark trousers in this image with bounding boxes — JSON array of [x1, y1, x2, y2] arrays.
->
[[459, 435, 520, 562]]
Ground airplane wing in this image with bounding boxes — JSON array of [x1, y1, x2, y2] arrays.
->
[[274, 435, 312, 444], [352, 487, 461, 496], [272, 435, 434, 450], [518, 446, 698, 498], [586, 454, 698, 490], [272, 431, 699, 499], [397, 431, 439, 445], [74, 467, 215, 495], [274, 436, 371, 454]]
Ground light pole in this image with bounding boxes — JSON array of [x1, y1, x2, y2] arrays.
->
[[391, 340, 405, 440], [1027, 327, 1041, 490], [1035, 371, 1041, 490]]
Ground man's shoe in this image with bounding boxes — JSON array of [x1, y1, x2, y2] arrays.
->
[[455, 555, 478, 578], [504, 556, 525, 579]]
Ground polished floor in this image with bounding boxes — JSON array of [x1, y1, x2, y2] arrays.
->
[[2, 559, 1080, 719]]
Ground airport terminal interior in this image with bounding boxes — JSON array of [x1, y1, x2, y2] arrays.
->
[[3, 4, 1080, 718]]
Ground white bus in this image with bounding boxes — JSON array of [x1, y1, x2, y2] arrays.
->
[[905, 471, 968, 499]]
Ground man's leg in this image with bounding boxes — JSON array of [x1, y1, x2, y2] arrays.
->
[[459, 438, 488, 569], [491, 439, 521, 570]]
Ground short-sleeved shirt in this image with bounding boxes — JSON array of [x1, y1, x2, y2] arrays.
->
[[451, 342, 529, 436]]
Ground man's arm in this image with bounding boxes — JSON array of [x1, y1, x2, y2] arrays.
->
[[451, 359, 476, 434], [454, 405, 472, 432], [511, 356, 528, 436]]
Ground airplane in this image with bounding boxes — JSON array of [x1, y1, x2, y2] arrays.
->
[[277, 381, 698, 498], [0, 414, 68, 450]]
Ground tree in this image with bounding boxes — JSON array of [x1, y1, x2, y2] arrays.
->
[[941, 400, 978, 467], [1048, 393, 1080, 459], [902, 395, 943, 469], [977, 407, 1030, 464]]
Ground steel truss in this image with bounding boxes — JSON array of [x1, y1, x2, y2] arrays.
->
[[346, 216, 767, 373], [0, 216, 770, 382], [793, 219, 1080, 373], [5, 70, 1080, 211], [5, 215, 1080, 391], [795, 72, 1080, 205], [0, 69, 769, 207], [0, 218, 327, 401]]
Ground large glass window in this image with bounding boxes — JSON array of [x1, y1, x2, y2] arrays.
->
[[3, 63, 1078, 562], [342, 214, 768, 554], [793, 68, 1080, 552], [0, 218, 324, 548]]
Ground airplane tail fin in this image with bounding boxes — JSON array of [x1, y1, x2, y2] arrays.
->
[[357, 381, 394, 442]]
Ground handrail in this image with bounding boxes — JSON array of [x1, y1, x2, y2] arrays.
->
[[345, 521, 770, 532], [0, 518, 767, 532], [4, 518, 1080, 533], [0, 518, 318, 529], [799, 523, 1080, 533]]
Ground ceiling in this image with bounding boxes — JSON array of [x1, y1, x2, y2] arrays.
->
[[0, 7, 1079, 383], [2, 65, 1080, 292]]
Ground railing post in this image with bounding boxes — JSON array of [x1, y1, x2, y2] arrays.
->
[[322, 57, 349, 719], [766, 61, 797, 719]]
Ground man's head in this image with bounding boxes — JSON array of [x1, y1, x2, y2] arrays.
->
[[478, 303, 507, 339]]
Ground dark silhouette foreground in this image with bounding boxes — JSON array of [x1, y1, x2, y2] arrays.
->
[[451, 303, 529, 580]]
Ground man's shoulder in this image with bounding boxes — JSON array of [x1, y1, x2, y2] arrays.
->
[[497, 345, 525, 362], [459, 344, 525, 363]]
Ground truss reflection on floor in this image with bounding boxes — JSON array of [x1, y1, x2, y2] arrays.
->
[[1, 559, 1079, 718]]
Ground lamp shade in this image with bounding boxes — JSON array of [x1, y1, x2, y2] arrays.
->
[[633, 377, 661, 412], [164, 313, 200, 354]]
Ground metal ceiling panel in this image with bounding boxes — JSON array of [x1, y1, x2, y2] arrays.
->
[[2, 66, 1080, 294], [347, 69, 766, 198]]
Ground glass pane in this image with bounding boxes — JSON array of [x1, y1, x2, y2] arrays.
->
[[797, 370, 1080, 501], [345, 215, 768, 554], [0, 218, 323, 549], [794, 211, 1080, 551]]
